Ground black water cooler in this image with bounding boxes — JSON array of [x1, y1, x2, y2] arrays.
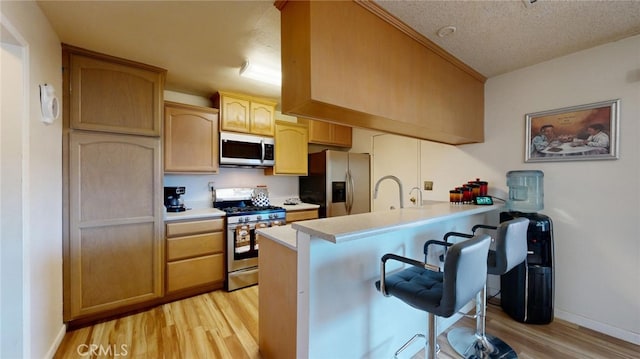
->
[[500, 211, 554, 324]]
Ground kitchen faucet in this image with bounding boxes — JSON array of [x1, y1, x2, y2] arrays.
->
[[373, 175, 404, 209], [409, 186, 422, 207]]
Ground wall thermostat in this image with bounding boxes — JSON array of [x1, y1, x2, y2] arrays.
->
[[475, 196, 494, 205], [39, 84, 60, 124]]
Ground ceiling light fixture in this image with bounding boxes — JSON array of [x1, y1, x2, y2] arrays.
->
[[239, 60, 281, 86], [436, 25, 457, 38]]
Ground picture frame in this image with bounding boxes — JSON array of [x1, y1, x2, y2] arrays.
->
[[525, 99, 620, 163]]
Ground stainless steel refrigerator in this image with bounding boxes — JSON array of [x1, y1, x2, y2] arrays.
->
[[299, 150, 370, 217]]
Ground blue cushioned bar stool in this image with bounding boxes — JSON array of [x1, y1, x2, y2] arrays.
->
[[446, 217, 529, 358], [376, 233, 491, 359]]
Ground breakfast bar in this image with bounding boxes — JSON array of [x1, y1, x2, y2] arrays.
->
[[257, 202, 501, 359]]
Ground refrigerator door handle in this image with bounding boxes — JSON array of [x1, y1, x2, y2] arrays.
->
[[346, 169, 355, 215], [344, 170, 350, 214]]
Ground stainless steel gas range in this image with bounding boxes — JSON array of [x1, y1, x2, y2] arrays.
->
[[214, 188, 286, 291]]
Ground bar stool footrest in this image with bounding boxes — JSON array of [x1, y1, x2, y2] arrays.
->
[[393, 334, 440, 359]]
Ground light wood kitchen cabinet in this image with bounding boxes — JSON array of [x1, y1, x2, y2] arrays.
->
[[165, 218, 225, 294], [299, 118, 352, 147], [285, 208, 319, 223], [259, 236, 297, 359], [250, 99, 277, 135], [67, 131, 164, 320], [277, 1, 485, 145], [62, 45, 166, 324], [164, 101, 219, 173], [265, 121, 308, 176], [65, 44, 165, 136], [212, 91, 277, 136]]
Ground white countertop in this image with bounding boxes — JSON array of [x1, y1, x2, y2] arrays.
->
[[256, 224, 298, 250], [269, 197, 320, 211], [164, 207, 226, 222], [292, 202, 502, 243], [163, 199, 318, 222]]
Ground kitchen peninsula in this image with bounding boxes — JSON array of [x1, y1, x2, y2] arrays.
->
[[257, 202, 501, 359]]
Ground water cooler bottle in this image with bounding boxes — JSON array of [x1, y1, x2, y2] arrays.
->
[[500, 170, 554, 324]]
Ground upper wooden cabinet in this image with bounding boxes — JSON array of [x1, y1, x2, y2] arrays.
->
[[164, 101, 219, 173], [64, 44, 166, 137], [265, 121, 308, 176], [276, 1, 486, 145], [212, 91, 277, 136], [299, 118, 352, 147], [250, 99, 277, 136]]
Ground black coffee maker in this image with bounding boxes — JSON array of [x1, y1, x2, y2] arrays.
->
[[164, 186, 186, 212]]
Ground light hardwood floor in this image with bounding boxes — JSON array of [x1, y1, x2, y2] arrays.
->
[[54, 286, 639, 358]]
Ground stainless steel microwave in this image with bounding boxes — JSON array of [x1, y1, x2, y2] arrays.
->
[[220, 131, 275, 167]]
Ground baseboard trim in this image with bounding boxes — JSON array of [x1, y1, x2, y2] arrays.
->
[[555, 309, 640, 346], [45, 324, 67, 359]]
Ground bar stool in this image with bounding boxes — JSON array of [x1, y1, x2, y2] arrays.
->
[[446, 217, 529, 358], [376, 233, 491, 359]]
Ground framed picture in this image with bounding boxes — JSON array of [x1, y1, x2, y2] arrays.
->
[[525, 99, 620, 163]]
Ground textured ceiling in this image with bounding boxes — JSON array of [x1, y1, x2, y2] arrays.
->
[[375, 0, 640, 78], [37, 0, 640, 102]]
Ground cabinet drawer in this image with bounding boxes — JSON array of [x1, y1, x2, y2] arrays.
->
[[286, 209, 319, 223], [167, 232, 223, 261], [166, 254, 224, 293], [166, 218, 224, 237]]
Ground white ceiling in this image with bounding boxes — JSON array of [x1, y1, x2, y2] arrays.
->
[[37, 0, 640, 103]]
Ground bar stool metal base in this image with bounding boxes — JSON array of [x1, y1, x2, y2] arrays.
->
[[447, 327, 517, 359]]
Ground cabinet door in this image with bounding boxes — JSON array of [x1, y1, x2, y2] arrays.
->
[[67, 131, 163, 319], [164, 102, 219, 173], [166, 232, 224, 261], [286, 209, 319, 222], [304, 118, 352, 147], [250, 100, 276, 136], [331, 124, 352, 147], [166, 254, 225, 293], [68, 51, 165, 136], [308, 120, 332, 144], [270, 121, 308, 175], [220, 95, 251, 133]]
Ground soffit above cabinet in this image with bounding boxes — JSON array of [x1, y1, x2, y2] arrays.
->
[[277, 0, 484, 144]]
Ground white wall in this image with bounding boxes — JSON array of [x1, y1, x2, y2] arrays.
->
[[0, 1, 64, 358], [419, 35, 640, 344], [1, 32, 26, 359]]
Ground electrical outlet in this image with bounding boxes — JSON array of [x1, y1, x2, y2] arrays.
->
[[424, 181, 433, 191], [208, 181, 215, 191]]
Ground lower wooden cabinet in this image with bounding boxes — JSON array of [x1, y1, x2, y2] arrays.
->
[[259, 236, 298, 359], [65, 131, 164, 322], [286, 209, 319, 223], [166, 254, 224, 293], [165, 218, 225, 294]]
